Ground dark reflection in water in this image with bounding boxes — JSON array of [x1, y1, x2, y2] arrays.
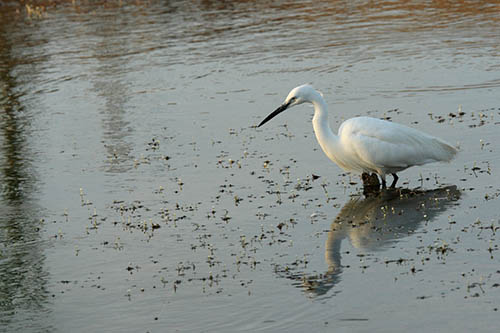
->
[[277, 186, 461, 298], [0, 17, 51, 333]]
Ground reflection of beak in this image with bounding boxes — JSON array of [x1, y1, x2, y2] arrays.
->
[[258, 100, 292, 127]]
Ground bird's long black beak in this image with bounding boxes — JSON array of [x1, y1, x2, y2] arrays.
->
[[258, 100, 291, 127]]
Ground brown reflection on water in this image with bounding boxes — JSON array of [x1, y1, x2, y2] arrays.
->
[[0, 17, 51, 332], [280, 0, 500, 23], [1, 0, 495, 81]]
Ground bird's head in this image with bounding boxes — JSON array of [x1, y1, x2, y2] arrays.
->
[[258, 84, 321, 127]]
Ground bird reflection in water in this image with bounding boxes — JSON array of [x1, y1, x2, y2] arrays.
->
[[277, 185, 461, 298]]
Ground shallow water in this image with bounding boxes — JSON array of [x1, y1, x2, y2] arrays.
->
[[0, 0, 499, 332]]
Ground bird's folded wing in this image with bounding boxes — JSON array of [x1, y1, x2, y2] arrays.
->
[[340, 121, 442, 169]]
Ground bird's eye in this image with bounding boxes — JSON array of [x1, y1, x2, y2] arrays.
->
[[290, 97, 297, 103]]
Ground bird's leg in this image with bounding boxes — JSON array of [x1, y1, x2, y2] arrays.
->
[[390, 173, 399, 188], [381, 175, 387, 189], [361, 172, 369, 184], [361, 173, 380, 186], [362, 173, 381, 196]]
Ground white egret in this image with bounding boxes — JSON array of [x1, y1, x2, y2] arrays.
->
[[258, 84, 457, 188]]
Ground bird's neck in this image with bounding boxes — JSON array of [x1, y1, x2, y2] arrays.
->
[[312, 99, 339, 155]]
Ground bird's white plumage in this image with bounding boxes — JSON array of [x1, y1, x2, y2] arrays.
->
[[337, 116, 457, 174], [259, 84, 457, 187]]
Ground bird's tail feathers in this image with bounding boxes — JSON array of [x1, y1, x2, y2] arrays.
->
[[434, 139, 458, 162]]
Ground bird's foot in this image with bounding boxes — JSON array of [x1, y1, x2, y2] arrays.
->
[[361, 173, 381, 196], [389, 173, 399, 188]]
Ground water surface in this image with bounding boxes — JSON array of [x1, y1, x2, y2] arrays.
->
[[0, 1, 499, 332]]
